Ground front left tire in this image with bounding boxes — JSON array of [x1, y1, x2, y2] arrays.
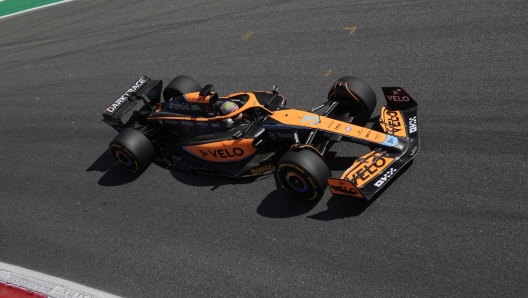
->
[[276, 149, 331, 201]]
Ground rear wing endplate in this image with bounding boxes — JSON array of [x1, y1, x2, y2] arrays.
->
[[102, 76, 162, 131]]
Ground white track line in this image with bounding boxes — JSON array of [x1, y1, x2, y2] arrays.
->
[[0, 262, 122, 298], [0, 0, 76, 20]]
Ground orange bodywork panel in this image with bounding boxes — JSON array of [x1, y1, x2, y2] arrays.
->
[[327, 178, 364, 199], [183, 92, 214, 104], [184, 138, 257, 163], [268, 110, 395, 146], [380, 106, 407, 137], [340, 151, 395, 188]]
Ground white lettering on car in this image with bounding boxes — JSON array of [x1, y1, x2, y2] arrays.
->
[[169, 102, 191, 110], [106, 78, 148, 113], [374, 168, 397, 187], [408, 116, 417, 133]]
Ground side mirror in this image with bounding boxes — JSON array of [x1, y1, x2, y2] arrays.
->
[[199, 84, 214, 96]]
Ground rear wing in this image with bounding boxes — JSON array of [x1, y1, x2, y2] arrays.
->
[[102, 76, 162, 131], [327, 87, 419, 200]]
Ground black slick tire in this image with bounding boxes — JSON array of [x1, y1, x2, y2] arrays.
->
[[276, 149, 330, 201], [109, 128, 155, 174], [163, 75, 201, 102], [328, 76, 377, 123]]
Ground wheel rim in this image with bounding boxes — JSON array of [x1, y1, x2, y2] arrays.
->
[[110, 144, 138, 172], [280, 166, 318, 200], [284, 171, 309, 193], [115, 150, 132, 167]]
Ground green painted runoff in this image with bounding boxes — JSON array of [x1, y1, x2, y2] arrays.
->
[[0, 0, 66, 18]]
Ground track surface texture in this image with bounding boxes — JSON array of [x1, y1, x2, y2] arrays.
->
[[1, 1, 527, 297]]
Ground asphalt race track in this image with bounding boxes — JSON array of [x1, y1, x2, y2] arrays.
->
[[1, 0, 527, 297]]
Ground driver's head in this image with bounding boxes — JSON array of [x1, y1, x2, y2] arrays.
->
[[220, 101, 239, 115], [220, 101, 243, 121]]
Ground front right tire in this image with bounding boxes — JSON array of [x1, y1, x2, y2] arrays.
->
[[327, 76, 377, 124]]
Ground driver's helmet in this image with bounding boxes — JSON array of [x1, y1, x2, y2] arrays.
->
[[220, 101, 242, 120], [220, 101, 238, 114]]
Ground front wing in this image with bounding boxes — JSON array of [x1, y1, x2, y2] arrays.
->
[[327, 87, 419, 200]]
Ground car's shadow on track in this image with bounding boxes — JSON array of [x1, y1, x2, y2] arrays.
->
[[256, 190, 322, 218], [308, 160, 415, 220], [87, 150, 265, 188], [86, 150, 115, 173], [86, 151, 140, 186], [166, 165, 263, 189], [161, 164, 323, 218], [164, 164, 323, 218], [307, 197, 373, 220], [87, 146, 414, 219]]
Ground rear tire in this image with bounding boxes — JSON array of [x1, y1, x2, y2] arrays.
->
[[276, 149, 330, 201], [328, 76, 377, 124], [163, 75, 201, 102], [109, 128, 155, 174]]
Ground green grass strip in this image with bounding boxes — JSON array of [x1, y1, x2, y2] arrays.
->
[[0, 0, 68, 18]]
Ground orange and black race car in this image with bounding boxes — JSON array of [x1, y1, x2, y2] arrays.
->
[[102, 75, 419, 201]]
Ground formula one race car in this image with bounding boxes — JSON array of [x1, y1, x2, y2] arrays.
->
[[102, 75, 419, 201]]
